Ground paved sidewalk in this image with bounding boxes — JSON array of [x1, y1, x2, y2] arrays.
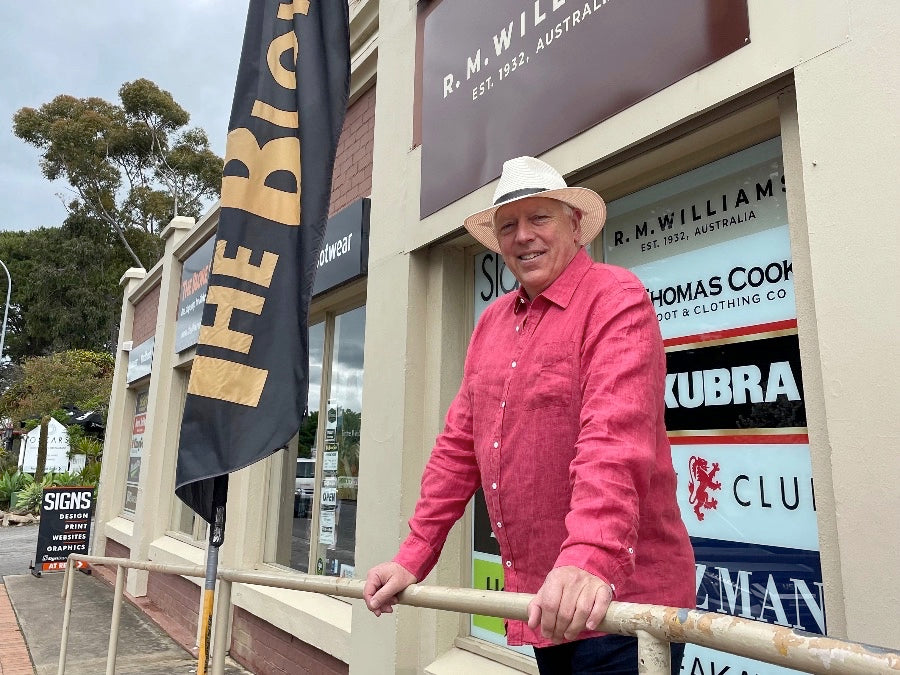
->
[[3, 572, 249, 674], [0, 523, 38, 675], [0, 584, 33, 675]]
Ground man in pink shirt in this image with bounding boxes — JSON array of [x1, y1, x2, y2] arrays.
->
[[364, 156, 695, 674]]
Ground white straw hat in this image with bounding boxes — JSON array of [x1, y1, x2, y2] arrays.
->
[[463, 156, 606, 253]]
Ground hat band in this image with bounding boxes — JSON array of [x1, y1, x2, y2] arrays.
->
[[493, 186, 549, 205]]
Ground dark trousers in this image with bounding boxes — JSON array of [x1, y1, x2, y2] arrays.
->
[[534, 634, 685, 674]]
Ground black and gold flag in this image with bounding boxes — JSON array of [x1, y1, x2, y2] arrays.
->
[[175, 0, 350, 524]]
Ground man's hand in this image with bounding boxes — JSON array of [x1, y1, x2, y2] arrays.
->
[[527, 566, 613, 643], [363, 562, 417, 617]]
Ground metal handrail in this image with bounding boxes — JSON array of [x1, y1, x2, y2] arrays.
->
[[59, 553, 900, 675]]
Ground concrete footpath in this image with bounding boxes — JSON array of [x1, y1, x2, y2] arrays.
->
[[0, 524, 249, 674], [0, 523, 37, 675]]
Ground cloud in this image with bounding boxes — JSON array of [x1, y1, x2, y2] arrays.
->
[[0, 1, 247, 231]]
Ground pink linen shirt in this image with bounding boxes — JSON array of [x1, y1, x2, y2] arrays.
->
[[394, 248, 695, 647]]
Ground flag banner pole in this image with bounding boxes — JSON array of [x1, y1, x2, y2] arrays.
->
[[197, 477, 227, 675], [173, 0, 349, 667]]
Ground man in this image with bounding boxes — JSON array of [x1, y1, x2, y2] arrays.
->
[[364, 156, 695, 674]]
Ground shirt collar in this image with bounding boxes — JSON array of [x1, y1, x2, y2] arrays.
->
[[513, 247, 592, 312]]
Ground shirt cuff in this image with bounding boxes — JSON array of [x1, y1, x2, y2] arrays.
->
[[554, 544, 632, 596], [393, 535, 440, 582]]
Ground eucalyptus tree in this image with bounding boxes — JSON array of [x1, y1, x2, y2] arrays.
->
[[13, 78, 222, 268]]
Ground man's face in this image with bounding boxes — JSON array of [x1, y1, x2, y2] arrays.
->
[[494, 197, 582, 299]]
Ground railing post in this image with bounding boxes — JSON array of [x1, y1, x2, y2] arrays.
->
[[105, 565, 126, 675], [57, 557, 78, 675], [637, 629, 670, 675], [211, 579, 233, 675]]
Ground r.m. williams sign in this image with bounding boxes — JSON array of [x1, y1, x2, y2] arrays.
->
[[421, 0, 750, 217]]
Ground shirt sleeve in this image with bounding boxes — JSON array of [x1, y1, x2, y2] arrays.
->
[[393, 364, 482, 581], [553, 280, 666, 592]]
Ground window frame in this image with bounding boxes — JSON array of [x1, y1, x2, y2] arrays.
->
[[262, 284, 367, 585]]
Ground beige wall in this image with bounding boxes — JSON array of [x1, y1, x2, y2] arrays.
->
[[789, 2, 900, 648]]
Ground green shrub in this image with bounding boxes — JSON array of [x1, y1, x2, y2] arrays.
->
[[10, 475, 51, 514], [49, 471, 83, 487], [78, 462, 102, 486], [0, 471, 34, 509]]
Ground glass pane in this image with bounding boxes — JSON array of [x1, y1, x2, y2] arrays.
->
[[123, 390, 148, 516], [171, 371, 199, 536], [175, 501, 196, 535], [315, 305, 365, 578], [290, 321, 325, 572]]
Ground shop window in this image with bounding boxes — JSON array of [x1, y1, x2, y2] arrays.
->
[[123, 389, 148, 517], [281, 306, 365, 578], [469, 254, 533, 657], [603, 137, 822, 667], [467, 137, 820, 669], [287, 321, 325, 573], [169, 368, 207, 542]]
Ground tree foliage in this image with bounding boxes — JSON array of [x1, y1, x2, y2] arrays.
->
[[13, 78, 222, 268], [0, 217, 160, 361], [297, 411, 318, 459], [0, 349, 115, 428]]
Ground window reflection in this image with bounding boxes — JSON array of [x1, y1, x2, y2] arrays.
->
[[286, 308, 365, 577], [317, 305, 365, 577], [290, 322, 325, 572]]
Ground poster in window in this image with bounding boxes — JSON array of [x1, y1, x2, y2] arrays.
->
[[604, 137, 821, 673], [123, 390, 148, 516]]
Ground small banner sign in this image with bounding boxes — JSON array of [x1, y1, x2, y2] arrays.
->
[[32, 486, 94, 575]]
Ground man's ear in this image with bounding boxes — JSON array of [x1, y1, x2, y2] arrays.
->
[[571, 208, 583, 241]]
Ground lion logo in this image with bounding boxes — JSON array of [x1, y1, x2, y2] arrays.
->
[[688, 455, 721, 521]]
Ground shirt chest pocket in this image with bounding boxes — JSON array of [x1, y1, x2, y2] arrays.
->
[[525, 340, 577, 410]]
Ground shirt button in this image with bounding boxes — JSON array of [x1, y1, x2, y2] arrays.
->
[[500, 401, 505, 407], [496, 522, 502, 528], [505, 561, 512, 568], [511, 361, 517, 368], [628, 547, 634, 555], [493, 441, 499, 448], [491, 483, 497, 489], [515, 326, 520, 332]]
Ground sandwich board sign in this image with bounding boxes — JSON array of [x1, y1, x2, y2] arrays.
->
[[31, 486, 94, 576]]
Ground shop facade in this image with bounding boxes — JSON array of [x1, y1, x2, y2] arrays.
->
[[94, 1, 898, 673]]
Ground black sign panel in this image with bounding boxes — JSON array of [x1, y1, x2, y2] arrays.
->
[[693, 537, 825, 634], [313, 198, 370, 296], [33, 486, 94, 575], [664, 334, 806, 432], [472, 488, 500, 555]]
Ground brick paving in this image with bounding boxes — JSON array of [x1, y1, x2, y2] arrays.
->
[[0, 584, 34, 675]]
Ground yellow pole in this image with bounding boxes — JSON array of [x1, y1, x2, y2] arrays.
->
[[197, 480, 227, 675], [197, 580, 217, 675]]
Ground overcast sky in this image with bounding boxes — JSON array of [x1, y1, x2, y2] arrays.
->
[[0, 1, 250, 232]]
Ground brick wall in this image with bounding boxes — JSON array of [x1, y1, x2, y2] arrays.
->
[[230, 607, 348, 675], [131, 283, 160, 345], [329, 85, 375, 216], [105, 539, 129, 559], [145, 571, 201, 652]]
